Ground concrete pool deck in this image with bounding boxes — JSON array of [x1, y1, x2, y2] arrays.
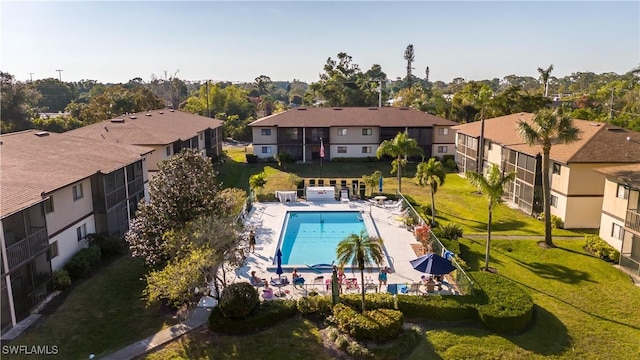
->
[[233, 199, 436, 292]]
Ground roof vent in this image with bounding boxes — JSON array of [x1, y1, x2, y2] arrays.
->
[[34, 131, 50, 137], [368, 107, 378, 110], [145, 113, 152, 116], [158, 111, 164, 114], [170, 109, 175, 112], [129, 115, 137, 119], [111, 118, 125, 123], [590, 123, 601, 127], [333, 107, 342, 110], [607, 127, 624, 132], [297, 107, 307, 111]]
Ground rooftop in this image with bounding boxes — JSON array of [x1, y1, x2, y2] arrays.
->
[[0, 130, 153, 218], [248, 107, 457, 128], [67, 110, 224, 146]]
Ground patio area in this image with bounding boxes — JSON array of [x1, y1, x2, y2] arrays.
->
[[228, 199, 461, 300]]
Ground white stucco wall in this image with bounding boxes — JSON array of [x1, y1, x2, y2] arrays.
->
[[330, 144, 379, 158], [45, 179, 93, 236], [49, 215, 96, 271]]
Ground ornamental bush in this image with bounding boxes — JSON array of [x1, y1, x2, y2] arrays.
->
[[87, 233, 127, 258], [53, 269, 71, 290], [218, 282, 259, 319], [585, 235, 620, 263], [296, 294, 333, 316], [63, 245, 102, 281], [333, 303, 404, 343], [209, 299, 297, 334], [472, 272, 534, 333]]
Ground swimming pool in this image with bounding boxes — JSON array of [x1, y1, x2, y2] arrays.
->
[[278, 211, 368, 267]]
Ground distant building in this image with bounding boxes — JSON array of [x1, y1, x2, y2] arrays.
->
[[248, 107, 457, 162], [453, 113, 640, 229], [67, 110, 224, 177], [1, 130, 152, 334]]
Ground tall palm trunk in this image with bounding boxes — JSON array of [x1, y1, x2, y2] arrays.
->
[[430, 190, 436, 225], [542, 146, 553, 246], [484, 204, 492, 271], [397, 155, 402, 192], [360, 267, 366, 312]]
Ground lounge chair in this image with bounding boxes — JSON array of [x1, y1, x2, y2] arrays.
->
[[344, 278, 359, 293], [340, 190, 350, 204], [407, 283, 423, 295]]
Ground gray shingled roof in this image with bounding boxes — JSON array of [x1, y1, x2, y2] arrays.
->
[[67, 110, 224, 145], [1, 130, 153, 218], [248, 107, 457, 127], [452, 112, 640, 164], [594, 164, 640, 190]]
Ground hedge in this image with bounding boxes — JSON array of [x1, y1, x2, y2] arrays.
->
[[297, 294, 333, 316], [209, 299, 297, 334], [471, 272, 534, 333], [87, 233, 127, 258], [63, 245, 101, 281], [396, 294, 479, 321], [218, 282, 260, 319], [585, 235, 620, 263], [333, 303, 404, 343]]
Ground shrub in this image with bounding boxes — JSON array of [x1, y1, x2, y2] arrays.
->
[[585, 235, 620, 263], [209, 299, 297, 334], [218, 282, 260, 319], [63, 245, 102, 281], [245, 154, 258, 163], [421, 204, 432, 216], [297, 294, 333, 316], [439, 223, 464, 240], [439, 237, 461, 255], [538, 212, 564, 228], [442, 154, 455, 162], [395, 294, 478, 321], [471, 272, 534, 333], [347, 341, 374, 359], [340, 293, 395, 311], [53, 269, 71, 290], [87, 233, 127, 258], [333, 304, 404, 343], [444, 158, 457, 171], [275, 151, 295, 169]]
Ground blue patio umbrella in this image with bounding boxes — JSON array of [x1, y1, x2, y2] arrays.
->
[[276, 248, 283, 278], [410, 253, 456, 275], [378, 177, 383, 193]]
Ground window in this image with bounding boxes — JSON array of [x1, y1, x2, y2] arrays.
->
[[337, 128, 347, 136], [362, 128, 372, 136], [76, 224, 87, 242], [611, 223, 624, 240], [44, 197, 54, 213], [49, 241, 59, 259], [261, 147, 272, 154], [553, 163, 561, 175], [72, 183, 83, 201], [617, 184, 629, 199], [438, 128, 449, 135], [165, 146, 171, 156], [437, 146, 448, 153], [362, 146, 372, 154], [337, 146, 347, 153], [550, 195, 558, 208], [285, 128, 298, 140], [261, 129, 272, 136]]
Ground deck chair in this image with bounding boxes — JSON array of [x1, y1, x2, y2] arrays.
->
[[340, 190, 350, 204], [344, 278, 359, 293], [407, 283, 422, 295]]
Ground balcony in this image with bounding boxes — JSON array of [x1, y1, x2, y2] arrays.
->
[[625, 209, 640, 233], [5, 227, 48, 269]]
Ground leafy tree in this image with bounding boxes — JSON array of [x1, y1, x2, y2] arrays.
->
[[376, 131, 424, 192], [415, 158, 446, 225], [517, 108, 581, 247], [537, 64, 554, 97], [1, 72, 41, 132], [275, 151, 295, 170], [465, 165, 515, 271], [249, 172, 268, 194], [32, 115, 84, 133], [362, 170, 382, 196], [76, 85, 164, 124], [336, 231, 384, 312], [126, 149, 222, 266], [32, 78, 76, 112]]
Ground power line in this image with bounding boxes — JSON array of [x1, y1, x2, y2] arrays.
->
[[55, 69, 63, 81]]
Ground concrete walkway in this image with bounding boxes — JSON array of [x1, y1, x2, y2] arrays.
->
[[100, 307, 211, 360]]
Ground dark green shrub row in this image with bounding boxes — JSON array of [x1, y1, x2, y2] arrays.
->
[[339, 293, 395, 310], [218, 283, 259, 319], [538, 212, 564, 228], [471, 272, 534, 333], [63, 245, 101, 281], [333, 303, 404, 343], [585, 235, 620, 263], [53, 269, 71, 290], [209, 299, 297, 335], [87, 233, 127, 258], [296, 294, 333, 316], [396, 294, 479, 321], [245, 154, 258, 163]]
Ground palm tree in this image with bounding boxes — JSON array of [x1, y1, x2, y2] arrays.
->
[[376, 131, 424, 192], [460, 83, 493, 173], [404, 44, 415, 87], [537, 64, 554, 97], [415, 158, 446, 225], [336, 231, 384, 312], [517, 108, 581, 247], [466, 165, 516, 271]]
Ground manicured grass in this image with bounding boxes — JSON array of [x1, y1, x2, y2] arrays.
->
[[144, 239, 640, 359], [10, 256, 177, 359]]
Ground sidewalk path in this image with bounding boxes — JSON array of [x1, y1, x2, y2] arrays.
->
[[464, 234, 584, 240], [100, 307, 211, 360]]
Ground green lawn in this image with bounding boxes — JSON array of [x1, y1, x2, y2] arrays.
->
[[10, 256, 177, 360], [144, 239, 640, 359]]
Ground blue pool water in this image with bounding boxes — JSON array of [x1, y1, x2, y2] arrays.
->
[[280, 211, 367, 266]]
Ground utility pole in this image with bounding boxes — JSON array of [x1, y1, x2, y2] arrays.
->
[[27, 73, 34, 82], [205, 80, 210, 118], [372, 78, 383, 107], [56, 69, 63, 82]]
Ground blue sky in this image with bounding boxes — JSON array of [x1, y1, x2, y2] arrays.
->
[[2, 1, 638, 84]]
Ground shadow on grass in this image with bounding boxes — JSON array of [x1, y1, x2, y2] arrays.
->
[[459, 240, 504, 271], [514, 261, 596, 285], [506, 304, 571, 356]]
